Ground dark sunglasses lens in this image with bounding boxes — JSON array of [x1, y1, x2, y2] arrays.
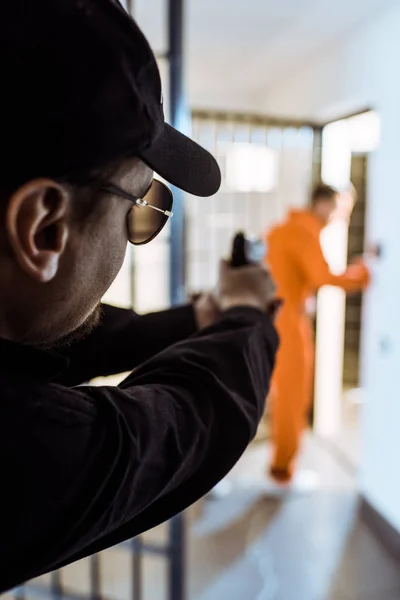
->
[[128, 180, 173, 245]]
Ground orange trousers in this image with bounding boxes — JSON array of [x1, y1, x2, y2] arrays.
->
[[269, 308, 314, 482]]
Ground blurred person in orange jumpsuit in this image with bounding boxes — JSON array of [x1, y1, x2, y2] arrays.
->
[[265, 183, 370, 486]]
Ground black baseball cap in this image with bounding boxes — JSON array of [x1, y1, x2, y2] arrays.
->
[[1, 0, 221, 197]]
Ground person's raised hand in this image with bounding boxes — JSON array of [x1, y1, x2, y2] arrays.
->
[[217, 260, 277, 314]]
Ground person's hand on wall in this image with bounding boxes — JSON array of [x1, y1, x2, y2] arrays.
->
[[349, 243, 381, 293], [347, 255, 371, 290], [364, 243, 381, 260], [217, 260, 280, 317]]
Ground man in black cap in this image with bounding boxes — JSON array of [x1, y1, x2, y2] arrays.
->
[[0, 0, 278, 592]]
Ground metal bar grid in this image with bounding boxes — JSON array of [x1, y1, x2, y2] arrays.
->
[[189, 114, 318, 295], [192, 109, 320, 130], [11, 516, 186, 600]]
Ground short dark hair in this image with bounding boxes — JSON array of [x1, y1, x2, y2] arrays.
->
[[311, 183, 338, 206]]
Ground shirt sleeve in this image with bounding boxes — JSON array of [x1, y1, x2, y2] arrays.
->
[[56, 303, 198, 386], [294, 229, 370, 292], [7, 307, 278, 583]]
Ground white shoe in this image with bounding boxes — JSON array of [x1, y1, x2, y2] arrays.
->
[[263, 469, 319, 497], [290, 469, 319, 492]]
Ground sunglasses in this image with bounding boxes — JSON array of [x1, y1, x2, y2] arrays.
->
[[101, 179, 174, 245]]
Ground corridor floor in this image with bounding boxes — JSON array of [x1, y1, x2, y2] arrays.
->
[[189, 438, 400, 600]]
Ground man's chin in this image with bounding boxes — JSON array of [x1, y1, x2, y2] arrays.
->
[[38, 304, 103, 351]]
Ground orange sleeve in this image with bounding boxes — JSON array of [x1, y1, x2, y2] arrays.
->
[[293, 230, 370, 292]]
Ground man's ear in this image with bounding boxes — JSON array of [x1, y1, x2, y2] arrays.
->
[[6, 179, 70, 283]]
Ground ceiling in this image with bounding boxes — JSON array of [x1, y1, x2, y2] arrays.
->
[[133, 0, 397, 113]]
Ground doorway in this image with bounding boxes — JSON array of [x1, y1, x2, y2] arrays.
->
[[314, 111, 380, 466], [337, 153, 368, 465]]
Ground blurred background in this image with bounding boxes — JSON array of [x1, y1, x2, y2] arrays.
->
[[7, 0, 400, 599]]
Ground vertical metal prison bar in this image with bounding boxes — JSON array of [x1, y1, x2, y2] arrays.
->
[[167, 1, 187, 591], [168, 0, 186, 306], [89, 554, 101, 600], [312, 126, 323, 188], [168, 516, 186, 600], [51, 569, 63, 599], [131, 536, 143, 600]]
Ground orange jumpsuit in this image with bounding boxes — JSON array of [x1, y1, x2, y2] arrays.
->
[[265, 209, 370, 482]]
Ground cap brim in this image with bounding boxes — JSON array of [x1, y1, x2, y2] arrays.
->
[[140, 123, 221, 197]]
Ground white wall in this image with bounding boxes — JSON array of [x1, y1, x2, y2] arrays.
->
[[265, 4, 400, 531], [263, 5, 398, 124]]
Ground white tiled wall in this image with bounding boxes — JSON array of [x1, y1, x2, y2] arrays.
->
[[186, 118, 315, 293]]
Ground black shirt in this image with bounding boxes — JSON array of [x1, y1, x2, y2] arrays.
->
[[0, 303, 278, 593]]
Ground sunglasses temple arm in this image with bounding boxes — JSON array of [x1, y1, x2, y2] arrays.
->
[[146, 203, 173, 217]]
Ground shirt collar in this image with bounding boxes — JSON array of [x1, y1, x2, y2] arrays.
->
[[0, 337, 69, 383]]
